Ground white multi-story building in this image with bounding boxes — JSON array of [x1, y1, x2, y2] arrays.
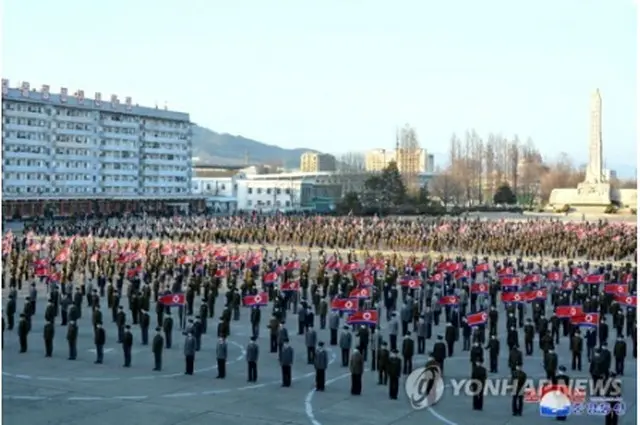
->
[[1, 79, 192, 200]]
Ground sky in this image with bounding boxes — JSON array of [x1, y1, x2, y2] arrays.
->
[[2, 0, 637, 176]]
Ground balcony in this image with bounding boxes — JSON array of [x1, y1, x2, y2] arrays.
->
[[2, 151, 51, 161], [141, 180, 186, 188], [141, 145, 185, 155], [4, 164, 51, 173], [3, 108, 49, 120], [2, 137, 49, 148], [55, 127, 94, 137], [53, 140, 92, 149], [52, 179, 95, 187], [4, 123, 49, 133], [101, 168, 139, 176], [143, 122, 190, 133], [52, 166, 93, 173], [2, 179, 50, 187], [98, 130, 139, 142], [101, 119, 140, 129], [99, 156, 139, 165], [100, 143, 138, 152], [54, 114, 95, 124], [141, 157, 186, 166], [100, 180, 139, 188], [142, 133, 189, 145], [142, 168, 189, 177], [53, 153, 94, 162]]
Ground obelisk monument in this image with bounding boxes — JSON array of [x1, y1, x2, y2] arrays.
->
[[585, 89, 604, 184]]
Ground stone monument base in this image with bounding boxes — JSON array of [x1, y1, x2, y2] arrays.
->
[[549, 182, 612, 207]]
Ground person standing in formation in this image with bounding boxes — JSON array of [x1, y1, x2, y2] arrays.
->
[[184, 331, 196, 375], [152, 327, 164, 371], [246, 335, 259, 382], [349, 348, 364, 395], [216, 337, 228, 379], [279, 338, 294, 387], [314, 341, 328, 391]]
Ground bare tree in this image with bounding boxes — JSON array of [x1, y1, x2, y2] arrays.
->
[[508, 136, 520, 193], [430, 169, 462, 207], [484, 134, 496, 203], [538, 153, 585, 202], [336, 152, 366, 173]]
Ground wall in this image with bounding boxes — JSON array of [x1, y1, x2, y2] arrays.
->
[[236, 179, 304, 211]]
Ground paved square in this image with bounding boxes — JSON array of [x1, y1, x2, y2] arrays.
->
[[2, 288, 637, 425]]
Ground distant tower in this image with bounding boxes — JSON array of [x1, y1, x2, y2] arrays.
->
[[397, 124, 421, 193]]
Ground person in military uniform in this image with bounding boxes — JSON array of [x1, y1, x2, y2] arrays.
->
[[152, 327, 164, 371], [216, 337, 228, 378], [388, 348, 402, 399], [613, 336, 626, 375], [445, 322, 456, 357], [402, 332, 415, 375], [43, 319, 55, 357], [329, 311, 340, 345], [268, 315, 279, 353], [571, 329, 583, 371], [471, 359, 487, 411], [544, 347, 558, 381], [140, 309, 150, 345], [349, 348, 364, 395], [279, 338, 294, 387], [306, 325, 318, 364], [377, 341, 390, 385], [524, 318, 534, 355], [432, 335, 447, 375], [314, 341, 328, 391], [339, 325, 352, 367], [116, 306, 126, 343], [67, 320, 78, 360], [485, 334, 500, 373], [184, 331, 196, 375], [511, 364, 527, 416], [94, 323, 106, 364], [163, 312, 173, 349], [246, 336, 259, 382], [122, 324, 134, 367]]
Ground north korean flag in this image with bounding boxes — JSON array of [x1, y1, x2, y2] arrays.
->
[[127, 265, 143, 279], [159, 292, 186, 306], [523, 274, 540, 284], [429, 273, 444, 283], [621, 273, 634, 284], [331, 298, 358, 312], [215, 268, 227, 278], [583, 274, 605, 284], [546, 271, 564, 282], [571, 312, 599, 327], [285, 260, 301, 271], [501, 292, 525, 303], [439, 295, 460, 306], [355, 271, 374, 287], [614, 294, 637, 308], [400, 277, 421, 289], [524, 288, 547, 302], [281, 280, 300, 292], [263, 272, 278, 285], [454, 270, 471, 281], [349, 287, 371, 299], [497, 267, 514, 276], [475, 263, 490, 273], [555, 305, 584, 319], [412, 262, 426, 273], [466, 311, 488, 327], [47, 271, 62, 283], [501, 277, 521, 287], [243, 292, 269, 307], [604, 284, 628, 295], [470, 282, 489, 294], [35, 265, 50, 277], [560, 280, 575, 291], [347, 310, 378, 326], [342, 262, 360, 273]]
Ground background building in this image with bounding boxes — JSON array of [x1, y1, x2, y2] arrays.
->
[[365, 148, 434, 173], [1, 79, 201, 217], [300, 152, 336, 172]]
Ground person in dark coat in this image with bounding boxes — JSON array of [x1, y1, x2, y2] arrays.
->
[[279, 338, 294, 387], [122, 324, 134, 367], [432, 335, 447, 375], [349, 348, 364, 395], [94, 323, 106, 364], [402, 333, 415, 375], [471, 360, 487, 410], [339, 326, 352, 367], [511, 364, 527, 416], [314, 341, 328, 391], [246, 336, 259, 382], [43, 320, 54, 357], [184, 331, 196, 375], [388, 348, 402, 399], [152, 327, 164, 371], [553, 366, 570, 421], [216, 337, 228, 378]]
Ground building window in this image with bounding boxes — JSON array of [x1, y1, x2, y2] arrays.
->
[[257, 188, 262, 195], [266, 188, 272, 195], [285, 201, 290, 207], [247, 188, 253, 194]]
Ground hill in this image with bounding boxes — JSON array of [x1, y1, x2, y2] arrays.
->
[[191, 125, 318, 168]]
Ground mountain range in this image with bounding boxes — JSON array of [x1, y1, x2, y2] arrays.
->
[[191, 125, 316, 168], [192, 125, 636, 179]]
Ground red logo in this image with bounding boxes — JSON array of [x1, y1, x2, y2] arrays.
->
[[345, 300, 353, 309], [363, 312, 372, 321], [479, 284, 485, 292], [361, 289, 367, 296], [254, 295, 262, 303], [172, 295, 181, 304], [513, 294, 521, 301], [570, 307, 576, 316], [536, 291, 543, 298], [481, 313, 487, 321], [585, 314, 594, 323]]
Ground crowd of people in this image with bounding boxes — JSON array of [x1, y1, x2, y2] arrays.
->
[[2, 213, 637, 423], [16, 214, 638, 261]]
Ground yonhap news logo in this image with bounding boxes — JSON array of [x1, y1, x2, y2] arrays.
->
[[405, 364, 445, 409]]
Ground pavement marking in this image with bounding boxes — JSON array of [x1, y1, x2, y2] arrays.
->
[[3, 350, 337, 402], [88, 348, 115, 354], [2, 340, 246, 382]]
